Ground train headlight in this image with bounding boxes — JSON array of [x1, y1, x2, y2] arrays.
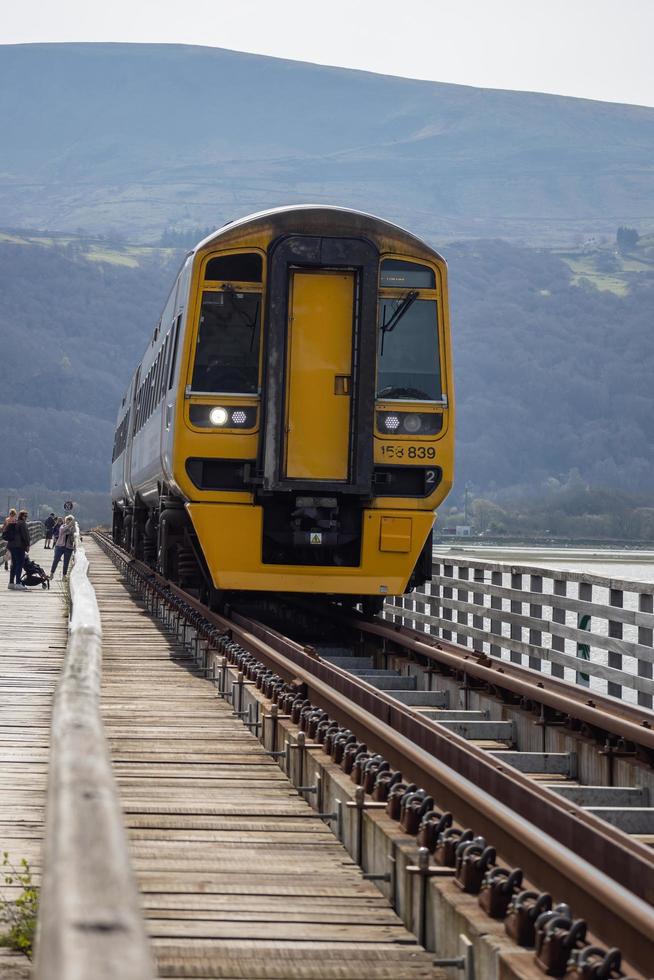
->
[[376, 411, 443, 436], [403, 413, 423, 433], [209, 406, 229, 426], [190, 404, 257, 428]]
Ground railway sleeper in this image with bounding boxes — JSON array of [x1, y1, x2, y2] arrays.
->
[[215, 646, 644, 973]]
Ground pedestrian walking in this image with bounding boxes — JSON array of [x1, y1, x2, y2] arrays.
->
[[2, 508, 18, 572], [50, 515, 75, 579], [44, 512, 56, 549], [6, 510, 30, 591]]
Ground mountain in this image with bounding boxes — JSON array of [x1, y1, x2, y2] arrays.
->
[[2, 43, 653, 520], [1, 43, 653, 243]]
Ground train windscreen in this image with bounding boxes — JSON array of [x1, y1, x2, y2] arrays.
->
[[377, 298, 441, 401], [192, 290, 261, 393]]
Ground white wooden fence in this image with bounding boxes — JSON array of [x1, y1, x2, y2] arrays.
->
[[384, 555, 654, 708]]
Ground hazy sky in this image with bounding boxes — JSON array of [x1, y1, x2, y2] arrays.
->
[[3, 0, 653, 108]]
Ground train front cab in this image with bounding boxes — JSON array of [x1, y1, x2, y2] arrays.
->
[[176, 220, 453, 600]]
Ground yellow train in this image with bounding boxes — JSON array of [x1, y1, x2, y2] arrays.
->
[[111, 206, 454, 611]]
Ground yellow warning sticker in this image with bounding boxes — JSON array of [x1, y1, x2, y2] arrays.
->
[[310, 532, 323, 545]]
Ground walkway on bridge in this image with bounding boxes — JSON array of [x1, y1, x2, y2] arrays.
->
[[0, 538, 67, 979], [85, 539, 439, 979]]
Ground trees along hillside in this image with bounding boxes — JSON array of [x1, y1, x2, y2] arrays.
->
[[0, 236, 652, 501]]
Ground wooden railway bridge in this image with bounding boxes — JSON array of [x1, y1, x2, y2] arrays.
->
[[1, 526, 653, 979]]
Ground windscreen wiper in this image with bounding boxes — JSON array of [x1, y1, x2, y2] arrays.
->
[[380, 289, 419, 355], [381, 289, 419, 334]]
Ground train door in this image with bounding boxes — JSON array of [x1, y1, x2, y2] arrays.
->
[[283, 270, 354, 481]]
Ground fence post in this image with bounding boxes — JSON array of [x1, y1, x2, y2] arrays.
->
[[457, 566, 470, 647], [414, 581, 426, 633], [393, 593, 404, 627], [510, 572, 523, 665], [577, 582, 592, 687], [473, 568, 485, 645], [490, 570, 502, 657], [529, 574, 543, 671], [429, 563, 441, 639], [608, 589, 624, 700], [441, 565, 454, 640], [638, 593, 653, 710], [551, 579, 567, 679]]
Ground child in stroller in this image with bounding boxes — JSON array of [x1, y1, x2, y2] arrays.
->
[[21, 556, 50, 589]]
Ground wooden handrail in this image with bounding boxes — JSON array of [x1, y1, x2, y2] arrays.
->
[[34, 524, 155, 979]]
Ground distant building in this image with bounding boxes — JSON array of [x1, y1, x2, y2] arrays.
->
[[455, 525, 472, 536]]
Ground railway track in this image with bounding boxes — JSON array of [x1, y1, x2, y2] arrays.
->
[[93, 531, 654, 978]]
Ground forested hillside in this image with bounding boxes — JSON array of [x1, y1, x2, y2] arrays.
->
[[448, 240, 654, 492], [0, 241, 176, 489], [1, 235, 652, 506], [1, 43, 653, 244]]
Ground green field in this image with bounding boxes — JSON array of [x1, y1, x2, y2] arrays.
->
[[553, 238, 654, 295], [0, 230, 175, 268]]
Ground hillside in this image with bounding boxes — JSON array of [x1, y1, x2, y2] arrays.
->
[[0, 238, 176, 490], [1, 234, 652, 506], [1, 43, 653, 244]]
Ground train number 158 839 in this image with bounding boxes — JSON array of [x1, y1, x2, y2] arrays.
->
[[379, 444, 436, 460]]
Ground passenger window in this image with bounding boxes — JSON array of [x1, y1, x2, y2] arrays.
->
[[192, 290, 261, 394], [149, 367, 155, 416], [168, 317, 181, 390], [155, 351, 163, 405], [158, 338, 167, 397]]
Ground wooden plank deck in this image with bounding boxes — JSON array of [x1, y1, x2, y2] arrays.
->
[[0, 538, 68, 978], [87, 539, 440, 979]]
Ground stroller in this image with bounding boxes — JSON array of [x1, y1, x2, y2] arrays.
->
[[21, 556, 50, 589]]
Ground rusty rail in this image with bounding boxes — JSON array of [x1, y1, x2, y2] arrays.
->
[[345, 612, 654, 758]]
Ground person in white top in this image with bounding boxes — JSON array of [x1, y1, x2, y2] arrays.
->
[[49, 515, 75, 579]]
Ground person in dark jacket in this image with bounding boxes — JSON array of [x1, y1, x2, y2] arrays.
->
[[44, 513, 56, 549], [2, 508, 17, 571], [7, 510, 30, 591], [50, 515, 75, 579]]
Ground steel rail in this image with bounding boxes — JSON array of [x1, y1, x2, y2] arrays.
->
[[92, 532, 654, 973], [343, 613, 654, 754], [208, 610, 654, 975]]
